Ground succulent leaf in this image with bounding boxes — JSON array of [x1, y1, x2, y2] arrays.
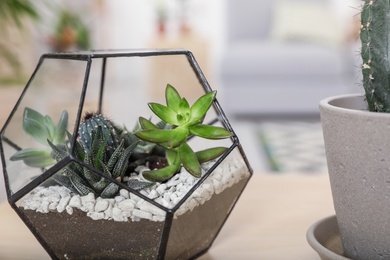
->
[[44, 116, 55, 140], [69, 173, 96, 196], [47, 141, 68, 161], [83, 169, 102, 187], [23, 107, 46, 126], [139, 117, 158, 130], [189, 125, 233, 140], [166, 149, 178, 166], [10, 148, 50, 160], [135, 127, 188, 148], [189, 91, 216, 124], [148, 103, 179, 125], [51, 173, 79, 194], [53, 110, 68, 144], [195, 147, 228, 163], [165, 83, 181, 112], [23, 117, 51, 146], [112, 141, 138, 178], [127, 179, 154, 191], [143, 164, 179, 182], [100, 182, 119, 198], [10, 148, 54, 168], [106, 140, 124, 171], [179, 142, 201, 178]]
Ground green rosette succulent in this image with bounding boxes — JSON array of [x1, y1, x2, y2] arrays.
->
[[10, 107, 68, 167], [135, 84, 233, 182]]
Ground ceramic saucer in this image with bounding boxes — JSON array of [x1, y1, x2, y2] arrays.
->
[[306, 215, 350, 260]]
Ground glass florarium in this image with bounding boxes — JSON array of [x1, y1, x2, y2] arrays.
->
[[0, 49, 252, 259]]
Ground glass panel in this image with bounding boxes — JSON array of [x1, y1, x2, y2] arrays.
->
[[164, 147, 251, 259], [1, 58, 87, 195], [100, 54, 217, 128], [15, 161, 166, 259]]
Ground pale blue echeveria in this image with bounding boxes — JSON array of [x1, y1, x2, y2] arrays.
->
[[10, 107, 68, 167]]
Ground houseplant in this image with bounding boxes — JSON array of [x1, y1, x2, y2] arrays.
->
[[0, 49, 252, 259], [317, 1, 390, 259], [0, 0, 39, 84]]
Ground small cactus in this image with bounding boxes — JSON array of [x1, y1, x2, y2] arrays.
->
[[78, 112, 120, 155], [360, 0, 390, 112], [48, 113, 153, 198]]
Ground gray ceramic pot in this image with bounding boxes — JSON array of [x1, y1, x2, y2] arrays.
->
[[320, 94, 390, 260]]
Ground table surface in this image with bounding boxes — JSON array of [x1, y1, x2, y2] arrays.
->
[[0, 173, 335, 260]]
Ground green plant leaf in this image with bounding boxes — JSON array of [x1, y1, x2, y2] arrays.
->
[[143, 165, 179, 182], [195, 147, 228, 163], [177, 98, 191, 124], [189, 91, 216, 124], [135, 129, 172, 143], [10, 148, 49, 160], [135, 127, 188, 148], [47, 141, 69, 161], [23, 107, 45, 125], [10, 148, 54, 168], [179, 142, 201, 178], [189, 124, 233, 140], [148, 103, 179, 125], [166, 149, 178, 165], [53, 110, 68, 144], [139, 117, 158, 130], [44, 115, 55, 140], [101, 182, 119, 198], [165, 84, 181, 112], [23, 117, 51, 145]]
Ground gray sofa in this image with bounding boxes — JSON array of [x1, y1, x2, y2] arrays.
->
[[220, 0, 355, 117]]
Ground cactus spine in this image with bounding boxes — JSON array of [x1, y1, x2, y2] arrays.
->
[[361, 0, 390, 112]]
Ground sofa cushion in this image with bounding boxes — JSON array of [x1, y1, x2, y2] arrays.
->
[[221, 41, 348, 78]]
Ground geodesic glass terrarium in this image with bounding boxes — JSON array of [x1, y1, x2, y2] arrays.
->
[[0, 49, 252, 259]]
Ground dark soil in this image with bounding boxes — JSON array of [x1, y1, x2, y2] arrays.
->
[[22, 208, 164, 259]]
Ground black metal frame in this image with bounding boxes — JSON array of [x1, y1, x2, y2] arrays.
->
[[0, 49, 253, 259]]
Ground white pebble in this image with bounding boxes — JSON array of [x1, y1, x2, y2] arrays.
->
[[68, 195, 82, 209], [132, 209, 152, 220], [37, 200, 50, 213], [119, 189, 130, 199], [87, 211, 105, 220], [95, 198, 109, 212], [104, 204, 113, 219], [115, 196, 125, 203], [156, 184, 167, 195], [66, 205, 73, 215], [147, 189, 159, 200], [118, 199, 135, 212], [24, 199, 41, 210], [81, 193, 95, 212], [138, 202, 166, 217], [57, 196, 71, 213], [112, 207, 127, 222]]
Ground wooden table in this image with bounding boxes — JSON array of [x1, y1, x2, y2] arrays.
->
[[0, 173, 335, 260]]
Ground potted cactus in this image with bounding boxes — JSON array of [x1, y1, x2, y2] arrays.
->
[[0, 49, 252, 259], [316, 1, 390, 259]]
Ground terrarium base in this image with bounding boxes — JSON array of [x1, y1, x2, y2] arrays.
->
[[20, 177, 249, 260], [22, 208, 164, 259]]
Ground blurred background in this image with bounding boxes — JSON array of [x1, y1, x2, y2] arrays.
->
[[0, 0, 363, 180]]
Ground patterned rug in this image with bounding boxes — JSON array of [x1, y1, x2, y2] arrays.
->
[[258, 121, 328, 173]]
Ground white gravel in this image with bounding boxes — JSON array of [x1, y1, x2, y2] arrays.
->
[[21, 152, 250, 222]]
